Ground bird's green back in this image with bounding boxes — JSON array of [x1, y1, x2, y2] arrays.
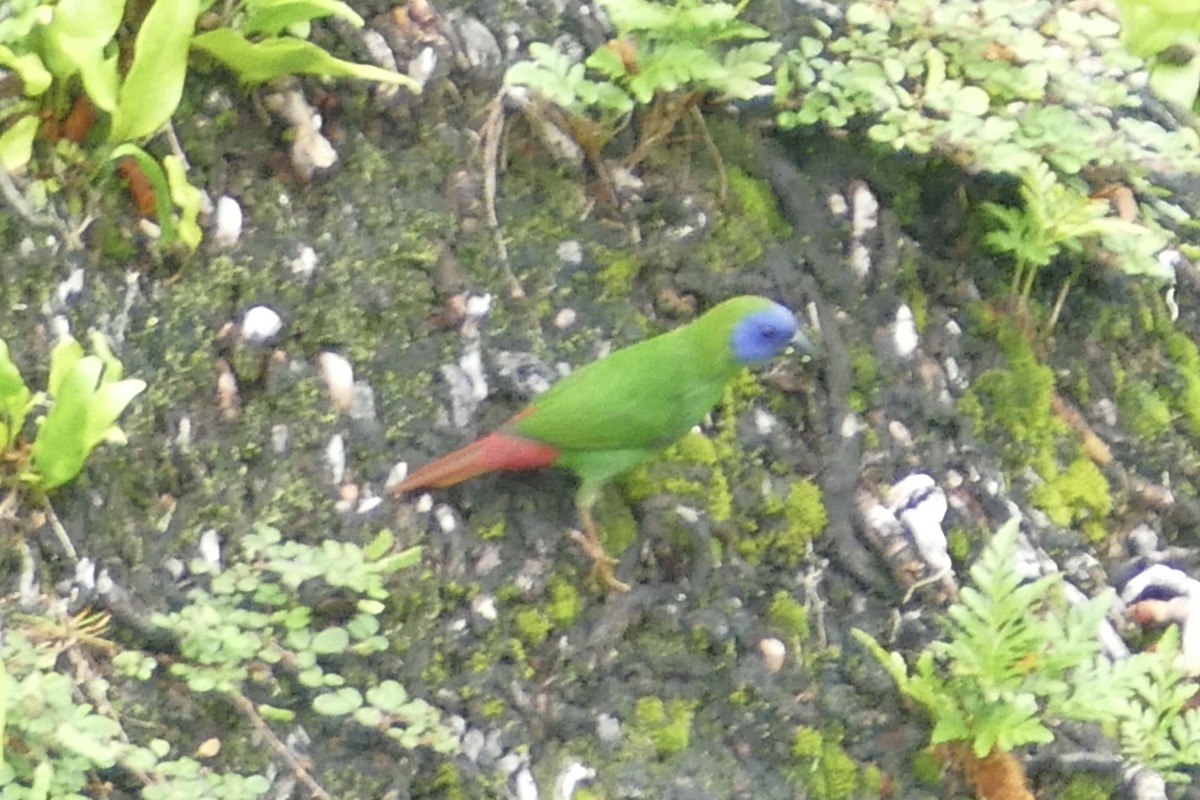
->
[[509, 296, 776, 455]]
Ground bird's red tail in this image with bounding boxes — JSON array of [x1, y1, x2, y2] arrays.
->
[[393, 431, 559, 493]]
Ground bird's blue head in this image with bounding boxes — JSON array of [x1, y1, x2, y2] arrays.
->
[[730, 302, 804, 364]]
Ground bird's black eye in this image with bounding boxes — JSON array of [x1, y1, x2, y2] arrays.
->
[[759, 323, 777, 340]]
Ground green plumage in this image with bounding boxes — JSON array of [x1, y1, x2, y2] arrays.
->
[[396, 294, 802, 590], [514, 295, 781, 485]]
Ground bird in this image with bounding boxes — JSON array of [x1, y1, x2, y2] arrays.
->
[[393, 295, 810, 591]]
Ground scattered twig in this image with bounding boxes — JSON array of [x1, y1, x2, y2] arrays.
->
[[479, 94, 526, 300], [232, 693, 332, 800], [41, 497, 77, 562]]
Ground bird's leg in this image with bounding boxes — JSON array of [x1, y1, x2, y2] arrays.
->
[[569, 505, 631, 593]]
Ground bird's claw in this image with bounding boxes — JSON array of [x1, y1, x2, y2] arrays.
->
[[568, 529, 631, 593]]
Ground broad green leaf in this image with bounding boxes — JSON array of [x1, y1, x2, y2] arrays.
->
[[0, 339, 32, 448], [366, 680, 410, 712], [363, 528, 395, 561], [163, 154, 203, 251], [40, 0, 123, 112], [378, 545, 422, 573], [310, 627, 350, 655], [109, 0, 203, 143], [0, 114, 38, 172], [191, 28, 420, 92], [110, 144, 177, 244], [1148, 58, 1200, 111], [243, 0, 365, 37], [84, 378, 145, 450], [55, 718, 124, 766], [31, 355, 103, 488], [585, 44, 630, 80], [0, 46, 52, 96], [46, 337, 84, 399], [312, 687, 363, 715], [0, 3, 52, 45], [88, 331, 123, 383]]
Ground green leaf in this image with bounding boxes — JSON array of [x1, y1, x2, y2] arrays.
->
[[0, 339, 32, 448], [109, 144, 177, 244], [243, 0, 365, 37], [0, 46, 51, 96], [88, 331, 123, 383], [363, 528, 395, 561], [46, 336, 84, 399], [1148, 58, 1200, 110], [366, 680, 410, 712], [310, 627, 350, 655], [312, 687, 363, 715], [109, 0, 203, 143], [41, 0, 123, 110], [31, 355, 100, 488], [55, 718, 124, 766], [83, 378, 145, 450], [190, 29, 419, 92], [0, 114, 38, 172], [377, 545, 422, 574], [163, 154, 203, 251]]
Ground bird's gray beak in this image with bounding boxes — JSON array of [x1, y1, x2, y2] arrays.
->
[[791, 328, 817, 357]]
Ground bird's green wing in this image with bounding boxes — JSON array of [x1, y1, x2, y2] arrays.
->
[[511, 324, 737, 452]]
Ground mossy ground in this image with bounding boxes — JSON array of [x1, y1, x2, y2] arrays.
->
[[6, 26, 1200, 798]]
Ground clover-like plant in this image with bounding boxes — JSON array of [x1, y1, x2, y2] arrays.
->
[[1113, 0, 1200, 109], [138, 524, 458, 755], [504, 0, 779, 169], [854, 517, 1200, 795], [775, 0, 1195, 289], [0, 0, 417, 251], [0, 332, 145, 491], [981, 163, 1170, 303]]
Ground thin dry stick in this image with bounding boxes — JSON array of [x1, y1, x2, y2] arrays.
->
[[689, 105, 726, 204], [479, 95, 526, 300], [232, 693, 332, 800], [41, 497, 78, 562]]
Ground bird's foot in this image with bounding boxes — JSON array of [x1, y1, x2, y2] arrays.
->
[[568, 529, 631, 593]]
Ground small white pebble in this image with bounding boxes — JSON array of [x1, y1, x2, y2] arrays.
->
[[357, 496, 383, 514], [472, 594, 498, 621], [465, 292, 492, 319], [596, 713, 621, 744], [292, 246, 318, 280], [198, 529, 222, 567], [850, 181, 879, 239], [753, 407, 778, 435], [839, 413, 860, 438], [326, 434, 346, 485], [271, 424, 290, 454], [826, 192, 848, 217], [213, 195, 243, 249], [74, 558, 97, 591], [675, 505, 701, 524], [434, 504, 457, 533], [241, 305, 282, 343], [758, 637, 787, 673], [554, 308, 577, 329], [386, 462, 409, 493], [892, 304, 918, 359], [318, 351, 355, 413], [164, 557, 185, 581], [888, 420, 913, 448], [556, 240, 583, 265], [554, 762, 596, 800], [510, 766, 538, 800], [175, 417, 192, 449], [408, 47, 437, 91], [416, 493, 434, 513]]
